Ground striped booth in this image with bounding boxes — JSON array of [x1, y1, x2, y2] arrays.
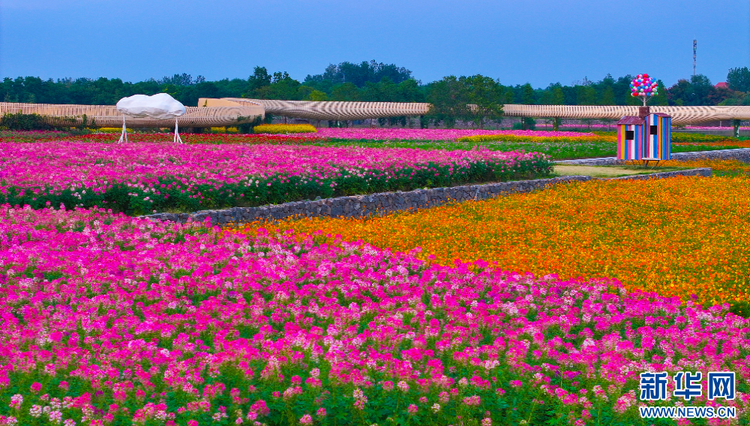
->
[[645, 113, 671, 160], [616, 116, 646, 160]]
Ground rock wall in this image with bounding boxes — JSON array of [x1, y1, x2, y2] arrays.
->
[[144, 169, 712, 225]]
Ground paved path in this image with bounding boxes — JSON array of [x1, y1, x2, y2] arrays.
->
[[555, 148, 750, 165]]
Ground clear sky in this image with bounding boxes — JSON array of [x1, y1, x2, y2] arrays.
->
[[1, 0, 748, 88]]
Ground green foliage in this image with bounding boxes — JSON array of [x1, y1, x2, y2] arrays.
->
[[425, 75, 504, 128], [0, 112, 56, 130], [464, 75, 504, 128], [512, 117, 536, 130], [3, 66, 748, 118], [0, 158, 552, 215], [304, 60, 413, 88], [521, 83, 536, 104], [728, 66, 750, 92], [425, 76, 471, 128], [330, 82, 361, 101], [307, 89, 328, 101], [666, 74, 732, 106], [671, 133, 737, 143]]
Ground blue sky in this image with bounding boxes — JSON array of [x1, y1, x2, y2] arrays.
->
[[1, 0, 748, 88]]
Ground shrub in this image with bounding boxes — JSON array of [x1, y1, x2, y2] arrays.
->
[[0, 112, 56, 131], [253, 123, 317, 134], [671, 133, 736, 143]]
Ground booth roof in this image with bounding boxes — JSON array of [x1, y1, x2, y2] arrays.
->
[[617, 116, 643, 125]]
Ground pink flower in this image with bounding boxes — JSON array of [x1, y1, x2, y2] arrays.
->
[[463, 395, 481, 406], [9, 394, 22, 410], [316, 408, 326, 418], [30, 383, 42, 393], [407, 404, 418, 415], [299, 414, 313, 425]]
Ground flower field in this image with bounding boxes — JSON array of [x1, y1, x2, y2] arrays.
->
[[1, 205, 749, 426], [308, 131, 737, 160], [2, 129, 750, 425], [253, 124, 317, 135], [80, 134, 321, 145], [456, 134, 612, 144], [240, 175, 750, 316], [0, 141, 549, 215], [674, 141, 750, 148], [314, 129, 596, 141], [645, 159, 750, 173]]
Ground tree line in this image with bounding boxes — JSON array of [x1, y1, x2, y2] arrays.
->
[[2, 60, 749, 127]]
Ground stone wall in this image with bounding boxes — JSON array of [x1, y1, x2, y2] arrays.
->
[[144, 168, 711, 225]]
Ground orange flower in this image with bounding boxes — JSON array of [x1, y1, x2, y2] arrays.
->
[[235, 176, 750, 312]]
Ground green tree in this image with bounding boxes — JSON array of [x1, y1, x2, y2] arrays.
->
[[463, 75, 503, 128], [667, 75, 717, 106], [575, 85, 597, 105], [330, 83, 361, 101], [600, 86, 615, 105], [426, 76, 470, 128], [521, 83, 535, 104], [649, 80, 669, 106], [549, 84, 564, 105], [727, 67, 750, 92], [244, 67, 272, 98], [396, 79, 424, 103], [308, 90, 328, 101], [305, 60, 413, 88]]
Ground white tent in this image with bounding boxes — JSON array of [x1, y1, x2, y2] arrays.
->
[[115, 93, 187, 143]]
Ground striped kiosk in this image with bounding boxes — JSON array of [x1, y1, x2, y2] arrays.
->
[[645, 113, 671, 161], [616, 116, 646, 160]]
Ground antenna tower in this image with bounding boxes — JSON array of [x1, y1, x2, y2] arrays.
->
[[693, 39, 697, 76]]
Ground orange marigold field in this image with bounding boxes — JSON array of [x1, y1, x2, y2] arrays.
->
[[236, 176, 750, 311], [674, 141, 750, 147], [649, 158, 750, 172]]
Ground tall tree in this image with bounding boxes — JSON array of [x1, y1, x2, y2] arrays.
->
[[727, 67, 750, 92], [463, 75, 503, 128], [304, 60, 413, 89], [426, 76, 471, 128], [667, 75, 716, 106]]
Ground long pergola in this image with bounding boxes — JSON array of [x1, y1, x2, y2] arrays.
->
[[3, 98, 750, 127], [235, 98, 750, 126], [0, 101, 264, 128]]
